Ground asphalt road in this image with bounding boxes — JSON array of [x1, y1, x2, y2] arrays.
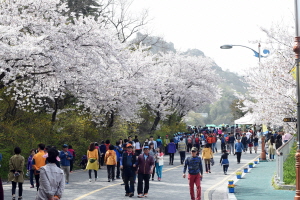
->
[[3, 141, 260, 200]]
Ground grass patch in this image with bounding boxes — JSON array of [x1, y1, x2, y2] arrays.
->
[[283, 142, 297, 185]]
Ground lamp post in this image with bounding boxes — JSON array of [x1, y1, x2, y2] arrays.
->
[[220, 43, 269, 161], [293, 1, 300, 199], [220, 44, 269, 64]]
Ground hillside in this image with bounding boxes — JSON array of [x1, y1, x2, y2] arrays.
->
[[132, 33, 248, 125]]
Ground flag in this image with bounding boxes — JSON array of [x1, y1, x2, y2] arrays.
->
[[290, 66, 297, 80]]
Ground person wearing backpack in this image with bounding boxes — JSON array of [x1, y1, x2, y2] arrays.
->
[[156, 136, 163, 149], [220, 135, 226, 151], [195, 135, 200, 150], [183, 147, 203, 200]]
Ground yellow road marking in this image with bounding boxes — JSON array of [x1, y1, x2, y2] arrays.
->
[[203, 155, 260, 200], [74, 182, 121, 200], [75, 164, 183, 200]]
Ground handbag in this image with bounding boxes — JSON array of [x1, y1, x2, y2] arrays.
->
[[210, 158, 214, 166], [89, 158, 96, 163]]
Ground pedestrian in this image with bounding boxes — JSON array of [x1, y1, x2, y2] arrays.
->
[[164, 135, 170, 155], [155, 148, 164, 181], [183, 147, 203, 200], [105, 140, 111, 151], [228, 134, 235, 155], [137, 146, 154, 198], [105, 145, 117, 182], [168, 139, 176, 165], [86, 142, 99, 182], [32, 143, 46, 191], [120, 143, 137, 197], [187, 136, 193, 152], [35, 148, 65, 200], [148, 143, 157, 181], [8, 147, 25, 200], [220, 135, 226, 151], [156, 136, 163, 148], [220, 149, 229, 175], [275, 132, 283, 149], [202, 144, 213, 173], [134, 139, 142, 155], [143, 138, 149, 147], [94, 142, 101, 169], [99, 140, 106, 166], [206, 133, 213, 150], [26, 149, 36, 188], [234, 139, 244, 164], [248, 135, 254, 154], [253, 135, 259, 154], [211, 134, 217, 153], [59, 144, 73, 184], [178, 137, 187, 164], [241, 133, 247, 153], [68, 145, 76, 172], [267, 136, 276, 161], [149, 136, 157, 149], [114, 141, 122, 179]]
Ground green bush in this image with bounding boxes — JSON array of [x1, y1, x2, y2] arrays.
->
[[283, 142, 297, 185]]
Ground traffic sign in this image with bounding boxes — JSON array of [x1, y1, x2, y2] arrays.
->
[[283, 118, 297, 122]]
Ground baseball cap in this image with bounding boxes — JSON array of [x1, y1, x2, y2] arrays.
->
[[143, 146, 149, 149], [191, 147, 198, 152], [62, 144, 68, 148], [127, 143, 133, 148]]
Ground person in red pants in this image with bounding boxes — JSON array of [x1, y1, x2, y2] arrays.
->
[[183, 147, 203, 200]]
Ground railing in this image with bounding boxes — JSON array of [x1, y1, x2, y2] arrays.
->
[[275, 136, 295, 184]]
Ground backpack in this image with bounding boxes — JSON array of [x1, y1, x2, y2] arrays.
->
[[195, 137, 199, 144], [225, 137, 229, 142], [157, 140, 162, 147]]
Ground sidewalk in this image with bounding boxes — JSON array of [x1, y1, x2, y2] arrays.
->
[[233, 159, 295, 200]]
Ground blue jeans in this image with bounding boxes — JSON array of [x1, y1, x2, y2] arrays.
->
[[30, 169, 35, 186], [155, 163, 163, 178], [212, 143, 217, 153]]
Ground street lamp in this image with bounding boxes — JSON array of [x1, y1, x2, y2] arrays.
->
[[293, 1, 300, 199], [220, 44, 270, 63], [220, 43, 269, 161]]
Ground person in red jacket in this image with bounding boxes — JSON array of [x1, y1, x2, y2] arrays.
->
[[137, 146, 154, 198], [206, 134, 214, 150]]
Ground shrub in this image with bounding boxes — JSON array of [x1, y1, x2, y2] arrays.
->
[[283, 142, 296, 185]]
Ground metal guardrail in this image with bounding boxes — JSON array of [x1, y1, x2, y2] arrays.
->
[[275, 136, 295, 184]]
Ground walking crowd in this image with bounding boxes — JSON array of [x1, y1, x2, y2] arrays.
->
[[1, 125, 292, 200]]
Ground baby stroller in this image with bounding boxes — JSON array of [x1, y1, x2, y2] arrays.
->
[[79, 155, 88, 169]]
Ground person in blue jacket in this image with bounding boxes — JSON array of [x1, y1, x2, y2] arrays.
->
[[168, 139, 176, 165], [234, 139, 244, 164], [59, 144, 73, 184]]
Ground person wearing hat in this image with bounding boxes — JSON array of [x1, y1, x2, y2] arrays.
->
[[59, 144, 73, 184], [183, 147, 203, 200], [137, 146, 154, 198], [120, 143, 137, 197]]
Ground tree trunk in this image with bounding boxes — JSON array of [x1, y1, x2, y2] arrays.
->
[[150, 111, 160, 134]]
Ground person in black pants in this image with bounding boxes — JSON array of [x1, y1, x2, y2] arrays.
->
[[220, 150, 229, 175], [121, 144, 137, 197], [234, 139, 244, 164], [137, 146, 154, 198]]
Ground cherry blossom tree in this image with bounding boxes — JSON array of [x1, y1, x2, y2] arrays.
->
[[239, 23, 296, 132]]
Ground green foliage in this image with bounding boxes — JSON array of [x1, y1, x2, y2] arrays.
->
[[283, 142, 297, 185]]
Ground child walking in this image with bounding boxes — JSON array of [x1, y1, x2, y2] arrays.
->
[[220, 149, 229, 175]]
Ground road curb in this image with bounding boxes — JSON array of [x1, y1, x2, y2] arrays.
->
[[227, 155, 260, 200]]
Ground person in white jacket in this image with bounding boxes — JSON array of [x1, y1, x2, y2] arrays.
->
[[155, 148, 164, 181], [36, 148, 65, 200]]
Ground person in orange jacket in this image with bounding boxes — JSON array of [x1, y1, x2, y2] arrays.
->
[[206, 134, 214, 150], [105, 145, 117, 182], [32, 144, 46, 191]]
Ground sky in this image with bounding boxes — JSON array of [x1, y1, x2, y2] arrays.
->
[[130, 0, 295, 75]]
